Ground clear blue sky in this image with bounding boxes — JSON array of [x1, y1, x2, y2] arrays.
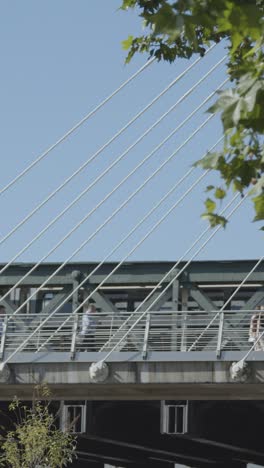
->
[[0, 1, 262, 263]]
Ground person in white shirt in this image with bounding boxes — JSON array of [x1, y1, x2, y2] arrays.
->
[[80, 303, 97, 351], [249, 305, 264, 351], [0, 305, 6, 338]]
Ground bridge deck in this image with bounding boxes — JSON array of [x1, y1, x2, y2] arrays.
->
[[0, 260, 263, 399]]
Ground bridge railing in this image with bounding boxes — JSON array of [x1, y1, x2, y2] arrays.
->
[[0, 309, 262, 360]]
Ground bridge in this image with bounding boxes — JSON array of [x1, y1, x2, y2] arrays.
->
[[0, 259, 263, 401]]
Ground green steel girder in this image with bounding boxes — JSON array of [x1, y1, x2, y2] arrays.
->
[[0, 260, 263, 287]]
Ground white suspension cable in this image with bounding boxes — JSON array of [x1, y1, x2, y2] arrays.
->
[[222, 256, 264, 310], [0, 58, 155, 196], [0, 62, 227, 275], [2, 166, 210, 365], [0, 48, 216, 246], [0, 108, 216, 306], [98, 194, 247, 363], [189, 254, 264, 351]]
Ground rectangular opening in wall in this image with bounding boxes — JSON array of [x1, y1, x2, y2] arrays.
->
[[161, 401, 188, 435], [60, 401, 87, 434]]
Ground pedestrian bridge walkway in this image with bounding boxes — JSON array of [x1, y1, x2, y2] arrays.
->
[[0, 260, 264, 400], [1, 308, 263, 364]]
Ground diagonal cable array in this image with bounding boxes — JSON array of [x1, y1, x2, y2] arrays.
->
[[0, 46, 216, 248], [0, 57, 227, 275], [0, 124, 226, 365], [0, 168, 217, 366], [0, 58, 155, 196], [0, 61, 228, 305], [0, 113, 215, 310]]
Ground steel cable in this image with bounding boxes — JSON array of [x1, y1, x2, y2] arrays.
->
[[0, 59, 227, 274], [0, 112, 216, 306], [0, 58, 156, 196], [0, 47, 216, 246]]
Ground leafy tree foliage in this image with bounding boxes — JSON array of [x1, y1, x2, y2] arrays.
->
[[0, 385, 76, 468], [121, 0, 264, 228]]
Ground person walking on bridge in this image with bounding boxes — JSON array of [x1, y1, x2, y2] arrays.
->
[[249, 305, 264, 351], [80, 303, 98, 351], [0, 305, 6, 338], [0, 306, 6, 338]]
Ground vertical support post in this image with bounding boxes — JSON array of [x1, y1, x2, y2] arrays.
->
[[127, 299, 134, 312], [70, 271, 81, 360], [0, 315, 8, 361], [142, 313, 151, 360], [19, 287, 29, 314], [29, 288, 38, 315], [216, 310, 225, 358], [181, 288, 188, 351], [70, 314, 79, 360], [36, 290, 45, 314], [171, 276, 179, 351]]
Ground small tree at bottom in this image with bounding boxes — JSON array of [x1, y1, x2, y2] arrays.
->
[[0, 384, 76, 468]]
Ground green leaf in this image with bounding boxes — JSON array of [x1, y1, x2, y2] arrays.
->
[[151, 4, 177, 36], [237, 73, 258, 96], [253, 193, 264, 221], [201, 213, 227, 228], [207, 89, 239, 114], [122, 35, 134, 50], [230, 130, 241, 146], [120, 0, 137, 10], [233, 98, 248, 125], [233, 179, 243, 192], [215, 187, 226, 199], [244, 81, 264, 113], [205, 198, 216, 213], [195, 151, 221, 169], [205, 185, 215, 192]]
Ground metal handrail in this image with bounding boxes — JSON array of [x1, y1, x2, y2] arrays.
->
[[0, 309, 263, 358]]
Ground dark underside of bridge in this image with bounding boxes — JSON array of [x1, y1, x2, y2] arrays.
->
[[63, 400, 264, 468]]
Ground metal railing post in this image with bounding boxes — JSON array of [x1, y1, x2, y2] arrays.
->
[[70, 314, 79, 360], [180, 313, 188, 351], [0, 316, 8, 361], [142, 313, 151, 360], [70, 270, 80, 360], [171, 276, 179, 351], [216, 310, 225, 358], [181, 288, 188, 351]]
